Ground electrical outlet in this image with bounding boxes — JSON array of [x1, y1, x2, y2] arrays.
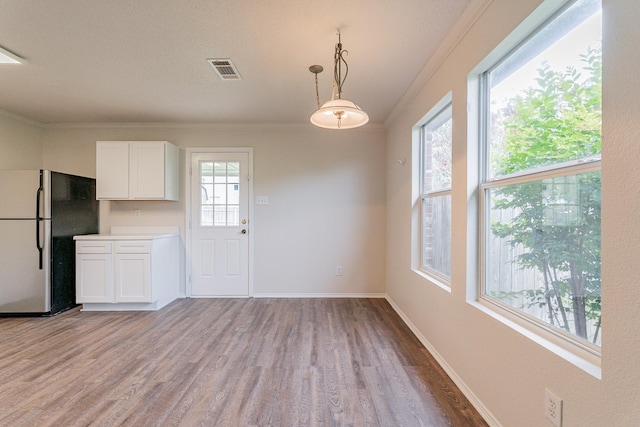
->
[[336, 266, 343, 276], [545, 388, 563, 427], [134, 209, 141, 217]]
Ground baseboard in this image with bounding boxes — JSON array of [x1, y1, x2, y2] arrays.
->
[[252, 293, 387, 298], [384, 295, 501, 427]]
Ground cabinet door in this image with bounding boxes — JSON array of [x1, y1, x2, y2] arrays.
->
[[130, 142, 166, 199], [96, 141, 130, 199], [115, 253, 151, 302], [76, 254, 114, 303]]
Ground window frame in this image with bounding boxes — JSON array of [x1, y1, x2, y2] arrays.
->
[[199, 160, 242, 228], [418, 101, 453, 284], [479, 159, 601, 356], [477, 0, 602, 358]]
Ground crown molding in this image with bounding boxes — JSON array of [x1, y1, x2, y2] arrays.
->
[[384, 0, 493, 127], [0, 109, 44, 128], [40, 121, 385, 132]]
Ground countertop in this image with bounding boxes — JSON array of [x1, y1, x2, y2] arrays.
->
[[73, 233, 178, 241]]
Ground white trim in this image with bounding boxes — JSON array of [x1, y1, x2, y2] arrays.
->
[[185, 147, 254, 298], [421, 188, 451, 198], [470, 0, 574, 75], [484, 158, 601, 186], [471, 298, 601, 377], [0, 109, 44, 127], [42, 121, 386, 131], [386, 0, 493, 127], [411, 268, 452, 294], [385, 295, 502, 427], [412, 93, 454, 290], [252, 293, 387, 299], [472, 0, 603, 374]]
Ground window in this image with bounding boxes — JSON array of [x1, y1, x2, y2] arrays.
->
[[480, 0, 602, 350], [420, 102, 452, 281], [200, 161, 241, 227]]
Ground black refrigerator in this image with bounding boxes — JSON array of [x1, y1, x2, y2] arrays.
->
[[0, 170, 99, 315]]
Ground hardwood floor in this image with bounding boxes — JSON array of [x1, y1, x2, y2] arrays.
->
[[0, 298, 488, 426]]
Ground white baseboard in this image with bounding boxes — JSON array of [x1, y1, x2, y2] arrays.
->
[[384, 295, 501, 427]]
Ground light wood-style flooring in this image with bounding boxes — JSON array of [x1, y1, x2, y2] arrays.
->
[[0, 298, 487, 426]]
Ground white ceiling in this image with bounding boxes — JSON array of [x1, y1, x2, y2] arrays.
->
[[0, 0, 472, 126]]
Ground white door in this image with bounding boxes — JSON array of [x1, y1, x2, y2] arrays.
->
[[190, 152, 250, 296]]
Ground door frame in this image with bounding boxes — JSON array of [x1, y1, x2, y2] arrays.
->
[[185, 147, 254, 297]]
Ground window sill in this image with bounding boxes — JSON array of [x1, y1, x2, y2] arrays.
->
[[412, 268, 452, 293], [468, 299, 601, 379]]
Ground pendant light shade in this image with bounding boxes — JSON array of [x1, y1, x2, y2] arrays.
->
[[310, 98, 369, 129], [309, 30, 368, 130]]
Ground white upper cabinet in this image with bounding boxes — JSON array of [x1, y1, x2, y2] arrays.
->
[[96, 142, 130, 199], [96, 141, 179, 200]]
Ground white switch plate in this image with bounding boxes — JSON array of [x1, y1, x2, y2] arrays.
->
[[256, 196, 269, 205]]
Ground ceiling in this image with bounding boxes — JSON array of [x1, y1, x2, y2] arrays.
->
[[0, 0, 472, 126]]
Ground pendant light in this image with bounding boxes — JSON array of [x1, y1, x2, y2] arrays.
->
[[309, 30, 369, 130]]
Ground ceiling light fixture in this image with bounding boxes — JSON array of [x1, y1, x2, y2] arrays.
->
[[309, 30, 368, 130], [0, 46, 24, 64]]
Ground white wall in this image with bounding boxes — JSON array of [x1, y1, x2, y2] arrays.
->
[[385, 0, 640, 425], [0, 112, 43, 169], [41, 125, 387, 297]]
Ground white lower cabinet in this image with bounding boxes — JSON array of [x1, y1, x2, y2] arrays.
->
[[115, 253, 150, 303], [75, 233, 178, 311], [76, 252, 113, 303]]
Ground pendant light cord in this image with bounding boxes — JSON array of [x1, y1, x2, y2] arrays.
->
[[315, 71, 321, 109], [334, 29, 349, 100]]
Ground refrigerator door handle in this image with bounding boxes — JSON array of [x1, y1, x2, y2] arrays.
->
[[36, 186, 43, 270]]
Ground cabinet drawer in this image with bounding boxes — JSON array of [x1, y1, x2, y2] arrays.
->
[[76, 241, 112, 254], [115, 241, 151, 253]]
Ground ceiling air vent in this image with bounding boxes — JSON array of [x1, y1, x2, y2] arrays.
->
[[207, 58, 242, 80]]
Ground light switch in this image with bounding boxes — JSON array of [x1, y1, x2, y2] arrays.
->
[[256, 196, 269, 205]]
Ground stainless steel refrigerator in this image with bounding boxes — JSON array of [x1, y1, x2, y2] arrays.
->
[[0, 170, 99, 315]]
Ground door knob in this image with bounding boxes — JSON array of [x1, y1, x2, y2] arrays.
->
[[241, 229, 247, 234]]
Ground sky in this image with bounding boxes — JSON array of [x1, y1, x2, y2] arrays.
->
[[492, 10, 602, 105]]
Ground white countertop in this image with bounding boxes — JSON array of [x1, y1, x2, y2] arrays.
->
[[74, 233, 177, 241], [74, 226, 180, 241]]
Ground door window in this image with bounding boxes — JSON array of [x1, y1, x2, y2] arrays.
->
[[200, 161, 240, 227]]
